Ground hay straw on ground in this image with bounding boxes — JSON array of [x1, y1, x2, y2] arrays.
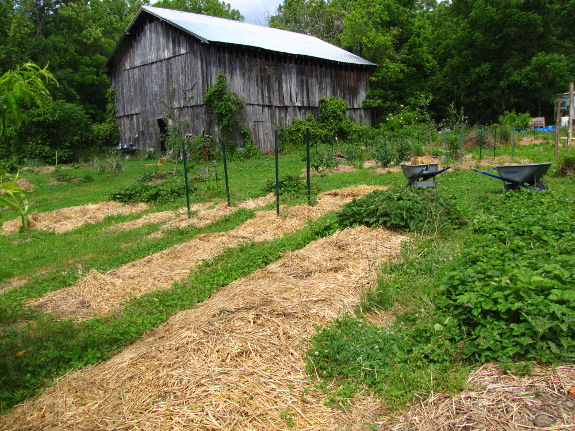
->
[[1, 202, 149, 235], [1, 226, 407, 431], [30, 186, 387, 320], [108, 202, 213, 231], [387, 363, 575, 431]]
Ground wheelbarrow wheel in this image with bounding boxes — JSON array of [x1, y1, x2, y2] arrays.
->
[[534, 180, 548, 190]]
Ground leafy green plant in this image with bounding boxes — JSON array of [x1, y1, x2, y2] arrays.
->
[[436, 191, 575, 363], [337, 188, 463, 235], [0, 63, 57, 137], [340, 142, 365, 168], [110, 174, 196, 204], [498, 110, 531, 131], [372, 137, 396, 167], [89, 155, 125, 174], [0, 171, 30, 230], [203, 73, 255, 154], [204, 73, 244, 134], [310, 144, 339, 171], [51, 168, 76, 183], [262, 174, 318, 196]]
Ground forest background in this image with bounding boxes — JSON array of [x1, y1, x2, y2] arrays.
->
[[1, 0, 574, 163]]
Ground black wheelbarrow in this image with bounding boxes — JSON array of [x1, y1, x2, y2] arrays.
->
[[401, 164, 451, 188], [473, 162, 552, 191]]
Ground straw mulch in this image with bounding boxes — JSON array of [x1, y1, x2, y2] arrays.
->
[[108, 202, 214, 231], [15, 178, 35, 191], [1, 226, 407, 431], [1, 202, 149, 235], [156, 194, 277, 232], [387, 363, 575, 431], [30, 186, 387, 320]]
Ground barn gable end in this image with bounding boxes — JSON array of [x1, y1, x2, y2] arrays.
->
[[104, 6, 375, 154]]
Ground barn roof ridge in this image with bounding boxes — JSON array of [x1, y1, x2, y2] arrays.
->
[[104, 5, 376, 69]]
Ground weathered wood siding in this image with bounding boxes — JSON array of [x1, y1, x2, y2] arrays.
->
[[109, 14, 372, 154]]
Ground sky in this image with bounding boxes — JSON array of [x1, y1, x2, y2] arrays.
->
[[226, 0, 284, 25]]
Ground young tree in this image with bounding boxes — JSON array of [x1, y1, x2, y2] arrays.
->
[[0, 62, 56, 136], [0, 62, 55, 231]]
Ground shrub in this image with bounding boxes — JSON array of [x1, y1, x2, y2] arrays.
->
[[309, 144, 339, 171], [498, 110, 531, 131], [7, 100, 91, 164], [339, 142, 365, 168]]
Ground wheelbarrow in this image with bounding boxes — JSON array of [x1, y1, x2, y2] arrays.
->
[[473, 162, 552, 191], [401, 164, 451, 188]]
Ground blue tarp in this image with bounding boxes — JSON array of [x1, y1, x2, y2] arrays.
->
[[515, 126, 560, 133]]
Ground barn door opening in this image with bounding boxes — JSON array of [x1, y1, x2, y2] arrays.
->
[[157, 118, 168, 153]]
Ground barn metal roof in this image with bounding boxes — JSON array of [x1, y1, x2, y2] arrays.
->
[[138, 6, 375, 66]]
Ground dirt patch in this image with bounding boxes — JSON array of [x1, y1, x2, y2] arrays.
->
[[30, 186, 388, 320], [1, 202, 149, 235], [388, 363, 575, 430], [1, 226, 407, 430]]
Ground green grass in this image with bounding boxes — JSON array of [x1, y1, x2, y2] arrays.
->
[[1, 139, 574, 414]]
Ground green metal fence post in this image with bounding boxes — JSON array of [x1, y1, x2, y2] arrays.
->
[[275, 130, 280, 216], [182, 141, 191, 218], [443, 129, 448, 165], [459, 128, 463, 164], [305, 128, 311, 206], [221, 140, 231, 206]]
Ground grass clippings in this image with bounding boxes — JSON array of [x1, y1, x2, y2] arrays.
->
[[387, 363, 575, 431], [30, 186, 387, 320], [0, 226, 407, 431], [1, 202, 149, 235]]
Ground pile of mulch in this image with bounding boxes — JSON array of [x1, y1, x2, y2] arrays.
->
[[1, 226, 407, 431], [388, 364, 575, 430], [30, 186, 387, 320], [1, 202, 149, 235]]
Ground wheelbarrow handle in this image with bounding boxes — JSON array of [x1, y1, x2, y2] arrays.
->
[[472, 168, 535, 190], [429, 166, 451, 178]]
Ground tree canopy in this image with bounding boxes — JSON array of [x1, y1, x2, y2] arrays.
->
[[1, 0, 574, 164], [269, 0, 575, 124]]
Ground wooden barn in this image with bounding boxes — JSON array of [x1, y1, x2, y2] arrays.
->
[[103, 6, 376, 154]]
